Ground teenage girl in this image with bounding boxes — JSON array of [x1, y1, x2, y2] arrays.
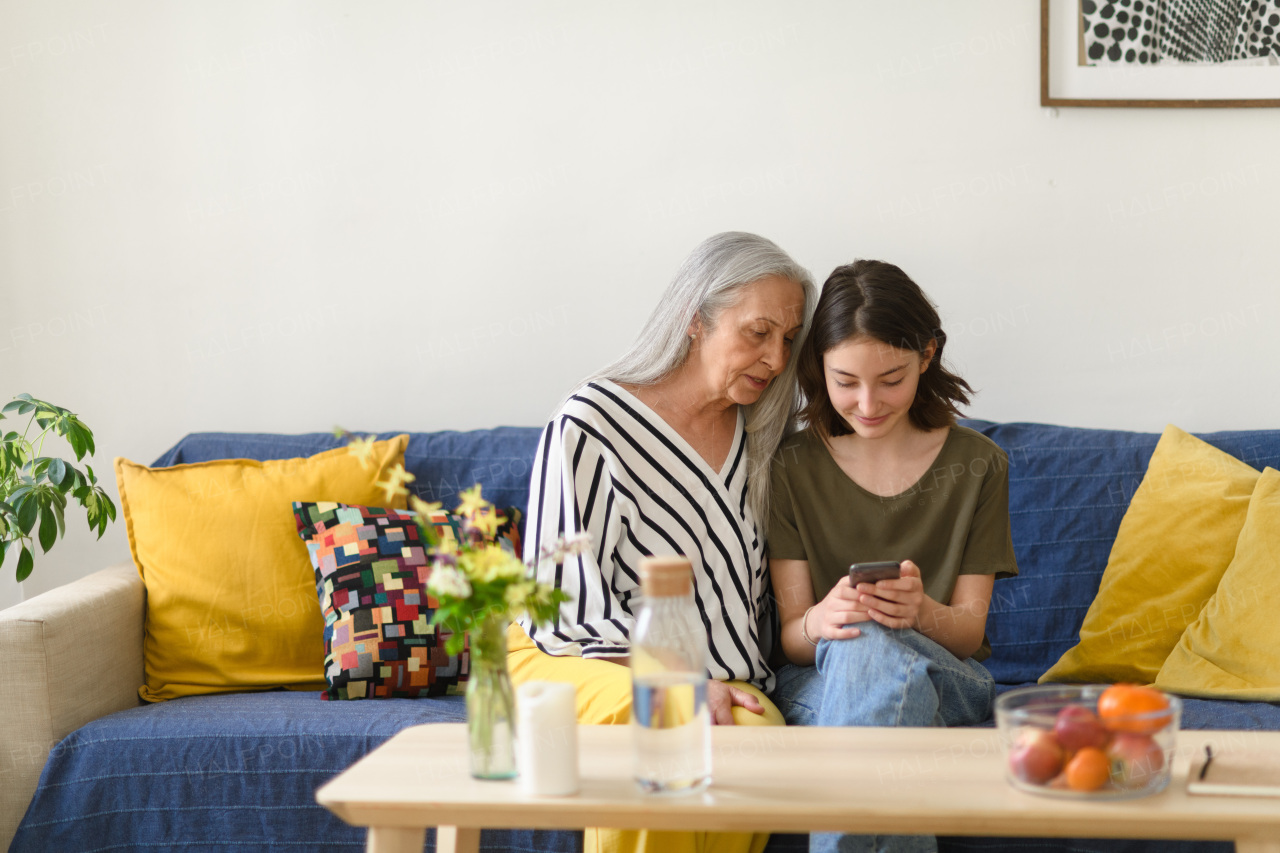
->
[[767, 260, 1018, 853]]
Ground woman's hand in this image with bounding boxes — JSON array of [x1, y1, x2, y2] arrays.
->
[[706, 679, 764, 726], [809, 576, 872, 642], [853, 560, 925, 629]]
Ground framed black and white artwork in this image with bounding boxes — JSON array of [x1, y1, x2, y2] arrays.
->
[[1041, 0, 1280, 106]]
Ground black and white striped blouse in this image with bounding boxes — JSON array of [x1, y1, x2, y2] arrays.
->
[[517, 379, 774, 691]]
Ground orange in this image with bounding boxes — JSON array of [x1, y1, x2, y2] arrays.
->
[[1065, 747, 1111, 792], [1097, 684, 1171, 734]]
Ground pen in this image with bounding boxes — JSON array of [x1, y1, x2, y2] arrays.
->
[[1198, 744, 1214, 781]]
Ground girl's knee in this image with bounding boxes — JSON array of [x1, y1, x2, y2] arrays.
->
[[816, 622, 910, 667]]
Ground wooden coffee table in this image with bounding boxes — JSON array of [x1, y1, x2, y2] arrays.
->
[[316, 724, 1280, 853]]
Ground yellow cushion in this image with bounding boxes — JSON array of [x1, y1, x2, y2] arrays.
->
[[1040, 425, 1260, 685], [1155, 467, 1280, 700], [116, 436, 409, 702]]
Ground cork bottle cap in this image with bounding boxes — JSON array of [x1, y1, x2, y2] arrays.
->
[[639, 556, 693, 598]]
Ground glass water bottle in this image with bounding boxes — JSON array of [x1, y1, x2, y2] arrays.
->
[[630, 555, 712, 795]]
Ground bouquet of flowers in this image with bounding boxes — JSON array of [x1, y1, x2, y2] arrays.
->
[[411, 485, 583, 654], [342, 430, 583, 778]]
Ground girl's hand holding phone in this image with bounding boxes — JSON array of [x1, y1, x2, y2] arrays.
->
[[810, 576, 873, 642], [853, 560, 925, 629]]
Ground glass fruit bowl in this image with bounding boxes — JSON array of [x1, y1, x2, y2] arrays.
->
[[995, 684, 1181, 800]]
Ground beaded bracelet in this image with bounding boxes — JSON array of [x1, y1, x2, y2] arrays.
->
[[800, 605, 819, 646]]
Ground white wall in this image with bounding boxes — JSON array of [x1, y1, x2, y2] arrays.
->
[[3, 0, 1278, 604]]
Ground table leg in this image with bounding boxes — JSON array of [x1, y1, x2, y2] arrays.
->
[[1237, 839, 1280, 853], [436, 826, 481, 853], [365, 826, 426, 853]]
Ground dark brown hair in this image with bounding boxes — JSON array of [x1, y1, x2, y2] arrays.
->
[[797, 260, 972, 440]]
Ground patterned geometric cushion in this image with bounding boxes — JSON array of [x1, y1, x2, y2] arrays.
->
[[293, 502, 467, 700]]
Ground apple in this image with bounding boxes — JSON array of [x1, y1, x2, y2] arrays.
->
[[1107, 732, 1165, 788], [1053, 705, 1110, 751], [1009, 729, 1065, 785]]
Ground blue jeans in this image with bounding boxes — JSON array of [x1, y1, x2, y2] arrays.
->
[[769, 622, 996, 853]]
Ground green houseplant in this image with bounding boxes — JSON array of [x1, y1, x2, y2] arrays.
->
[[0, 393, 116, 582]]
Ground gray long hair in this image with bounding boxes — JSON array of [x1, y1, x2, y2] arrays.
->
[[582, 231, 816, 525]]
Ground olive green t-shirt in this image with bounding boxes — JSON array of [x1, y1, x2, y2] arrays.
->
[[768, 425, 1018, 661]]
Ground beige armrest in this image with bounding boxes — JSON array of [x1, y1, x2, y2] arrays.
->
[[0, 563, 145, 848]]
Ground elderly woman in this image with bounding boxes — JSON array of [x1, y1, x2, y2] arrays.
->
[[509, 231, 814, 853]]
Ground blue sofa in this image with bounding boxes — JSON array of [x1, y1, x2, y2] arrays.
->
[[7, 420, 1280, 853]]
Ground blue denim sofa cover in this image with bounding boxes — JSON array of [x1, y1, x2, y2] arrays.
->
[[11, 421, 1280, 853]]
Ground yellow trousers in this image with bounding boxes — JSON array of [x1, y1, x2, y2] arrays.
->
[[507, 624, 784, 853]]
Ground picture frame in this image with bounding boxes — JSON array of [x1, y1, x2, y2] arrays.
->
[[1040, 0, 1280, 108]]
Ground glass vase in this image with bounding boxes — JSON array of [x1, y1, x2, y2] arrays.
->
[[466, 613, 518, 779]]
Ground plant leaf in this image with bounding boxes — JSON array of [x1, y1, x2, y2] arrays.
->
[[48, 458, 66, 488], [1, 436, 22, 473], [50, 497, 65, 537], [16, 547, 33, 582], [85, 487, 114, 534], [89, 489, 115, 536], [17, 498, 38, 535], [38, 506, 57, 552], [1, 401, 25, 415], [66, 426, 86, 460], [82, 493, 98, 532]]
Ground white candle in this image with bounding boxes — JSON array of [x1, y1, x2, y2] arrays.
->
[[516, 681, 579, 796]]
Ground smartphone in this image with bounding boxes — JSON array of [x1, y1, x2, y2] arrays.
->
[[847, 561, 902, 586]]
